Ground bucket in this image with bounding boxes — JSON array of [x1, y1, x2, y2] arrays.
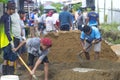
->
[[0, 75, 19, 80]]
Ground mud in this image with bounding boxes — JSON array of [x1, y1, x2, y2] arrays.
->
[[2, 31, 120, 80]]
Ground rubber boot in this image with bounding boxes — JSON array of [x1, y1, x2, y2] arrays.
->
[[7, 66, 14, 75], [2, 65, 8, 75]]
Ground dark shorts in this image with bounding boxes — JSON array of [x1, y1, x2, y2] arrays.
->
[[60, 25, 70, 31], [13, 37, 21, 54], [3, 44, 17, 61], [78, 25, 83, 31], [38, 23, 46, 31], [28, 53, 49, 66]]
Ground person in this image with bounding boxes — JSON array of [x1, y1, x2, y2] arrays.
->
[[59, 5, 72, 31], [86, 6, 100, 27], [0, 1, 16, 75], [11, 10, 22, 70], [18, 10, 26, 40], [29, 9, 38, 37], [18, 10, 27, 68], [38, 11, 47, 35], [45, 10, 56, 33], [12, 37, 52, 80], [77, 10, 84, 31], [80, 25, 102, 60], [52, 10, 59, 31]]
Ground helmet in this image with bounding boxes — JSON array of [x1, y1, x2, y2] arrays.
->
[[40, 38, 52, 47]]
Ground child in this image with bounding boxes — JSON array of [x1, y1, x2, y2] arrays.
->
[[13, 37, 52, 80]]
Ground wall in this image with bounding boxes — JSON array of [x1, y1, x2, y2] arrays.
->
[[95, 0, 120, 24]]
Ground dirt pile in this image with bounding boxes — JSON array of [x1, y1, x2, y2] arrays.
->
[[13, 31, 120, 80], [45, 30, 118, 63]]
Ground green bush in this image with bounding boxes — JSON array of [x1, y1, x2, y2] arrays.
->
[[100, 23, 120, 44]]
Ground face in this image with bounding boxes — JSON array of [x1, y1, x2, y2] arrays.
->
[[40, 43, 48, 51], [20, 14, 25, 19], [9, 9, 15, 15]]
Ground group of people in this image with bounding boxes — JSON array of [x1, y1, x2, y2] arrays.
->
[[0, 1, 52, 80], [0, 1, 102, 80]]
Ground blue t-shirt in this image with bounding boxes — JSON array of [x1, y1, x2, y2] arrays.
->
[[28, 13, 34, 26], [80, 27, 101, 43], [59, 11, 72, 26], [88, 11, 99, 27]]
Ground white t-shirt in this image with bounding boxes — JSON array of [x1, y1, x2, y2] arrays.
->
[[20, 19, 26, 39], [46, 16, 56, 31], [11, 12, 21, 39], [52, 13, 59, 24], [38, 14, 46, 23]]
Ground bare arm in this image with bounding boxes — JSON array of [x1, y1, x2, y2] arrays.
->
[[31, 58, 42, 75], [12, 40, 26, 52]]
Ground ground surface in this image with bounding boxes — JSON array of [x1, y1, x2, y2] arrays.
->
[[1, 30, 120, 80]]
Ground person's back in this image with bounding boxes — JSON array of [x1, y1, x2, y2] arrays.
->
[[87, 11, 99, 27], [59, 11, 71, 26], [87, 6, 99, 27], [59, 5, 72, 31]]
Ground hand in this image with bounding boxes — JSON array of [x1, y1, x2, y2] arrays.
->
[[30, 70, 35, 75], [82, 47, 86, 52], [12, 48, 17, 52], [92, 40, 96, 44], [10, 41, 14, 48]]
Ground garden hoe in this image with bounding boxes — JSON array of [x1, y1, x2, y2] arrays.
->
[[16, 53, 39, 80], [78, 44, 92, 62]]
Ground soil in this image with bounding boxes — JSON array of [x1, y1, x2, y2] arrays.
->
[[1, 30, 120, 80]]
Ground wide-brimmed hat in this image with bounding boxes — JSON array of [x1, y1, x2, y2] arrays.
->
[[6, 1, 16, 10]]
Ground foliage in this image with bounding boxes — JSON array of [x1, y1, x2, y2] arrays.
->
[[51, 3, 63, 12], [39, 4, 44, 15], [72, 3, 82, 11], [0, 0, 8, 3], [100, 23, 120, 44]]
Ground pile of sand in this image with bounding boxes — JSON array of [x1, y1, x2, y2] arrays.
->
[[45, 30, 118, 63], [18, 30, 120, 80]]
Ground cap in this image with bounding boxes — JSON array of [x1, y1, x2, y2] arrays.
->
[[18, 10, 25, 14], [40, 38, 52, 47], [6, 1, 16, 10], [82, 25, 91, 33]]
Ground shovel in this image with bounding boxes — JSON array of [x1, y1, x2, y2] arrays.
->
[[78, 44, 92, 62], [16, 53, 39, 80]]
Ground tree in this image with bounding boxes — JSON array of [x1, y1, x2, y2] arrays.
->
[[0, 0, 8, 3], [72, 3, 82, 11], [51, 3, 63, 12], [39, 3, 44, 15]]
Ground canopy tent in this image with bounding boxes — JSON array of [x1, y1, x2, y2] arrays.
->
[[44, 5, 56, 10]]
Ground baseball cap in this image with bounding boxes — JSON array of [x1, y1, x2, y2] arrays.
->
[[40, 38, 52, 47], [6, 1, 16, 10]]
